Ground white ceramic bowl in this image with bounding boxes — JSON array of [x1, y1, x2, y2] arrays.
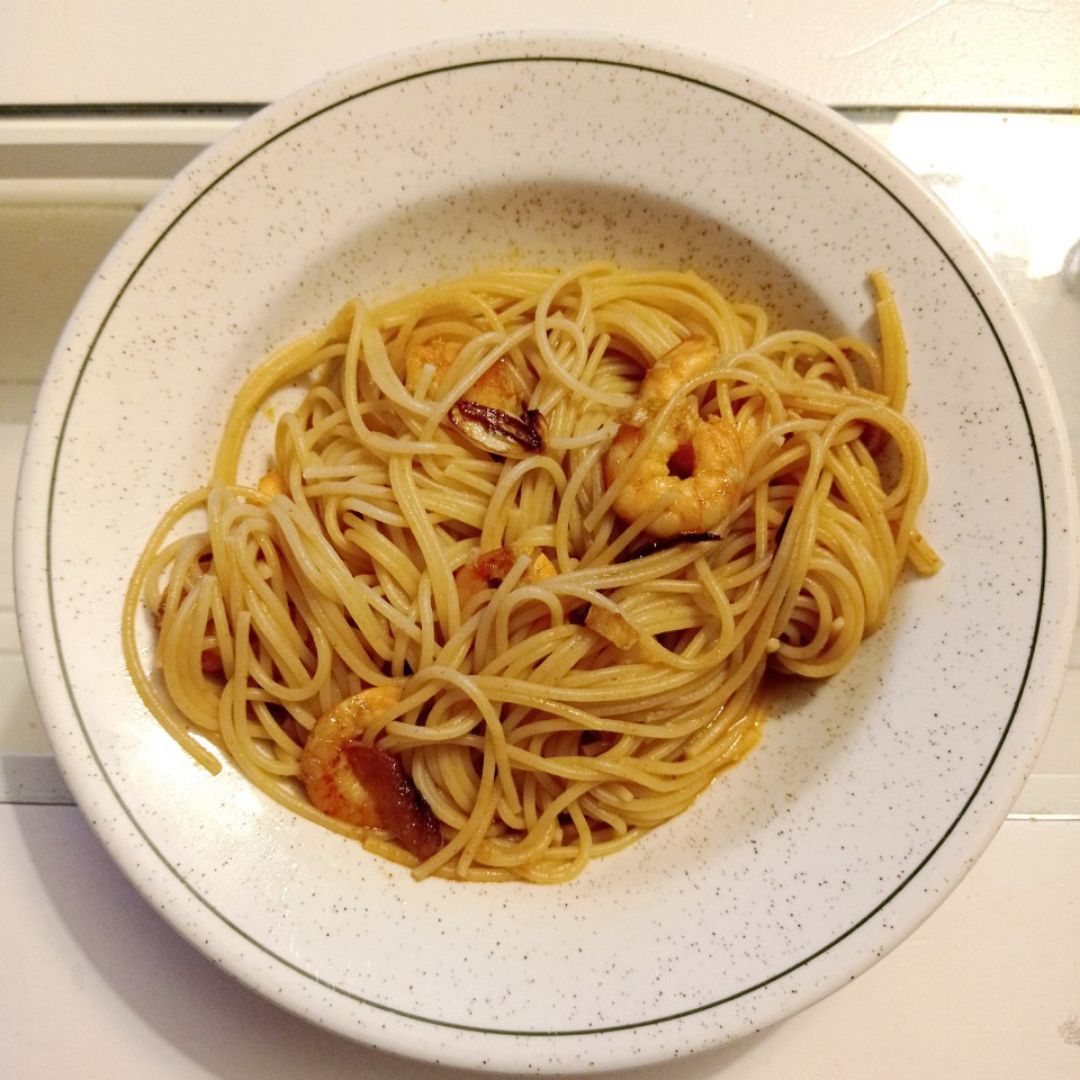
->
[[15, 33, 1079, 1075]]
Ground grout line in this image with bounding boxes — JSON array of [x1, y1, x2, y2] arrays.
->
[[1008, 812, 1080, 821], [0, 102, 1077, 121], [0, 797, 76, 807], [835, 103, 1080, 116], [0, 103, 262, 119]]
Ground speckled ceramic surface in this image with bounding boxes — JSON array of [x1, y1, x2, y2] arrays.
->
[[15, 34, 1079, 1074]]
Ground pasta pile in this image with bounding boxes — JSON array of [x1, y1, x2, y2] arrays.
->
[[123, 263, 938, 882]]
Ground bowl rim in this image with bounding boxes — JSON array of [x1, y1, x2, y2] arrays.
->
[[14, 29, 1080, 1074]]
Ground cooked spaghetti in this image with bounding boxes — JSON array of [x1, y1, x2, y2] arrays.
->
[[122, 263, 940, 883]]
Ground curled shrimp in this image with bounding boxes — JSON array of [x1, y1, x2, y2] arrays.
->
[[405, 337, 544, 456], [455, 544, 557, 612], [602, 337, 748, 538], [300, 685, 442, 859], [405, 338, 522, 411]]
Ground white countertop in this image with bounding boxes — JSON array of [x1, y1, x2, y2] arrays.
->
[[2, 7, 1079, 1077], [3, 0, 1080, 109]]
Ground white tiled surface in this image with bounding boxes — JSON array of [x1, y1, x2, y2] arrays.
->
[[2, 807, 1077, 1079], [2, 107, 1079, 1076], [3, 1, 1080, 109]]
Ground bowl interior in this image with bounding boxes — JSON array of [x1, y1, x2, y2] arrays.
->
[[23, 44, 1072, 1071]]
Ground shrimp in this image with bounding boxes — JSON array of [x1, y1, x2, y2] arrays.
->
[[602, 337, 748, 539], [405, 337, 544, 457], [300, 685, 442, 859], [628, 337, 721, 420], [405, 337, 522, 412], [455, 544, 557, 612]]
